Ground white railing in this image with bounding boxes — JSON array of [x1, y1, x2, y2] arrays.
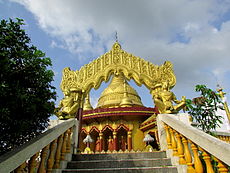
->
[[157, 114, 230, 173], [214, 131, 230, 143], [0, 118, 78, 173]]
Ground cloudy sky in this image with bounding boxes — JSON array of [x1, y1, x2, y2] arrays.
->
[[1, 0, 230, 111]]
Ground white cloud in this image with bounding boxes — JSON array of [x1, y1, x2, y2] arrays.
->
[[90, 95, 99, 109], [12, 0, 229, 54], [11, 0, 230, 101]]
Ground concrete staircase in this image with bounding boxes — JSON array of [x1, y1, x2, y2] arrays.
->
[[62, 151, 178, 173]]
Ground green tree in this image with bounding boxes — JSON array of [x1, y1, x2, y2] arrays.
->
[[0, 18, 56, 155], [186, 85, 223, 134]]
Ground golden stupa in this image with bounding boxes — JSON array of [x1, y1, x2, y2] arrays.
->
[[97, 73, 143, 108]]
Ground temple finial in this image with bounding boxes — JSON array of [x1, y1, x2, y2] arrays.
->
[[120, 77, 133, 107], [115, 31, 118, 42]]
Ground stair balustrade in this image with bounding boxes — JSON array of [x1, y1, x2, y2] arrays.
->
[[215, 132, 230, 144], [0, 118, 78, 173], [158, 114, 230, 173]]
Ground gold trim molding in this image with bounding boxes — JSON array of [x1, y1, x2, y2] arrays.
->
[[83, 110, 156, 117], [82, 119, 134, 134]]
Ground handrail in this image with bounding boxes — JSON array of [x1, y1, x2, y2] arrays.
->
[[157, 114, 230, 172], [0, 118, 78, 173]]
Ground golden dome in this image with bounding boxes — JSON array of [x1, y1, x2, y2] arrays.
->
[[97, 73, 143, 108]]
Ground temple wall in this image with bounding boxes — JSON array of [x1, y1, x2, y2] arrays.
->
[[132, 120, 146, 151], [80, 117, 150, 152]]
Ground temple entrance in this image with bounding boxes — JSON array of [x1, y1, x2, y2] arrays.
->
[[148, 132, 159, 150], [58, 42, 184, 153], [117, 127, 128, 151], [102, 127, 113, 151], [89, 128, 99, 152]]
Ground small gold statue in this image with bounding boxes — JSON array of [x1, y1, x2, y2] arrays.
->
[[152, 81, 186, 114], [55, 88, 81, 119]]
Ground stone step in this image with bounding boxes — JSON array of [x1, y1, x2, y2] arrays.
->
[[72, 151, 167, 161], [62, 166, 178, 173], [67, 158, 172, 169]]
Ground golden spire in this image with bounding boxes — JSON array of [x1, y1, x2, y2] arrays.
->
[[83, 93, 93, 111], [97, 73, 143, 108], [217, 85, 230, 123], [120, 79, 133, 107], [115, 31, 118, 42]]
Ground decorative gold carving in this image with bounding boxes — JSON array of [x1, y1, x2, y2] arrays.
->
[[55, 88, 82, 119], [60, 42, 176, 94], [151, 81, 185, 114]]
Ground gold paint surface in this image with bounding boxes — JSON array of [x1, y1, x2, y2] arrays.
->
[[60, 42, 176, 93], [97, 73, 143, 108]]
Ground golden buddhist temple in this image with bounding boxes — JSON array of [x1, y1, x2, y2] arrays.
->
[[55, 41, 186, 153]]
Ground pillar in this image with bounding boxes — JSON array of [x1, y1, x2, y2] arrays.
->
[[76, 91, 84, 150], [127, 131, 132, 151], [99, 132, 103, 152], [113, 131, 118, 151], [154, 130, 160, 147]]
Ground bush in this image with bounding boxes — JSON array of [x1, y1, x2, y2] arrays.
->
[[185, 85, 223, 134]]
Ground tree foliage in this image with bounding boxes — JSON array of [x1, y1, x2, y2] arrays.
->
[[186, 85, 223, 134], [0, 18, 56, 155]]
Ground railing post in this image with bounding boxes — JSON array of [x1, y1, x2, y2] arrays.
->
[[72, 119, 79, 154], [38, 144, 50, 173], [53, 134, 64, 169], [15, 162, 27, 173], [191, 142, 203, 173], [28, 152, 39, 173], [164, 124, 172, 149], [61, 131, 68, 160], [182, 137, 195, 173], [175, 132, 186, 164], [169, 128, 178, 156], [199, 148, 215, 173], [47, 139, 57, 173], [66, 128, 72, 153], [216, 158, 229, 173]]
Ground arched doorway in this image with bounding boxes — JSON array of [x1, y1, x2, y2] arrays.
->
[[60, 42, 176, 114], [89, 128, 99, 152], [148, 132, 159, 150], [79, 131, 87, 152], [58, 42, 179, 152], [102, 126, 113, 151], [117, 126, 128, 151]]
